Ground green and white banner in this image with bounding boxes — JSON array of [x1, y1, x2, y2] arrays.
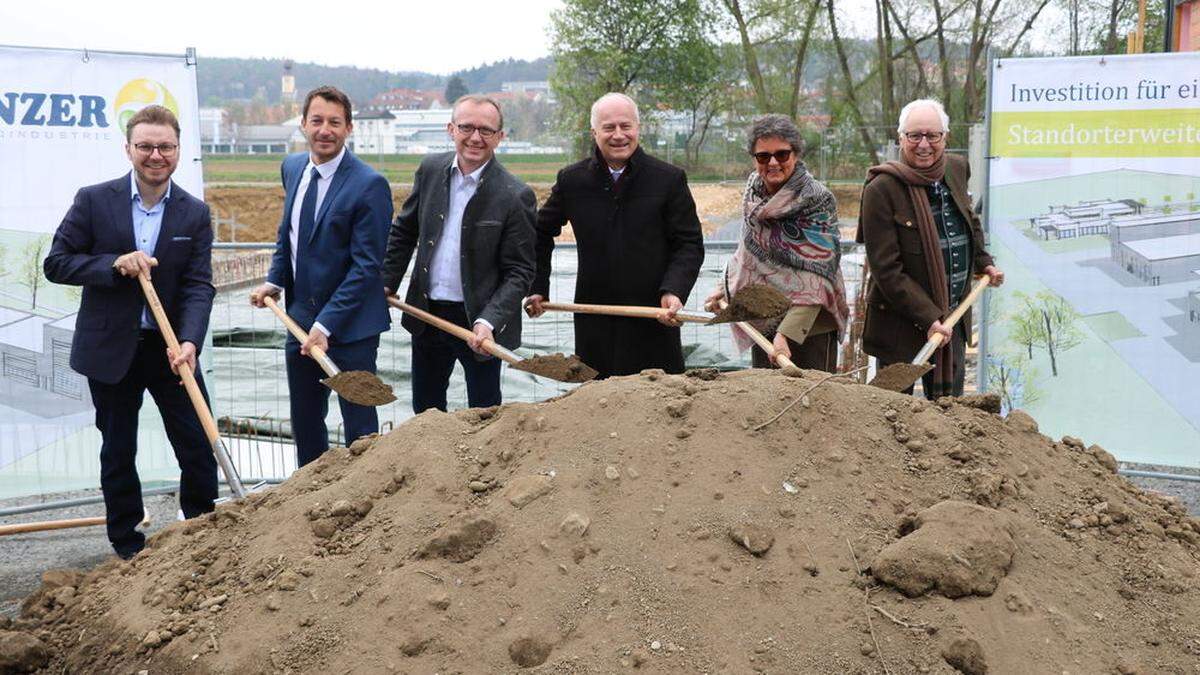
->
[[0, 45, 203, 498], [985, 52, 1200, 468]]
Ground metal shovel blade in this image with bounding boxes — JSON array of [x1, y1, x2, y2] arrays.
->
[[321, 370, 398, 406], [868, 362, 934, 392], [512, 353, 598, 383], [709, 284, 791, 324]]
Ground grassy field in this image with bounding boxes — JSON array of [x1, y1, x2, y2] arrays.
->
[[204, 154, 571, 184]]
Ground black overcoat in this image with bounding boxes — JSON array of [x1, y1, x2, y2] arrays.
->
[[533, 147, 704, 378]]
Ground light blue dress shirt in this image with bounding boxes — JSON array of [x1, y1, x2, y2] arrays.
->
[[131, 172, 171, 330]]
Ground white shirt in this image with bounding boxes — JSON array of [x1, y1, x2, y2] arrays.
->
[[427, 157, 493, 330], [268, 147, 345, 337]]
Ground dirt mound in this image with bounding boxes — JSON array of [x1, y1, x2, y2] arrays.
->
[[10, 370, 1200, 673]]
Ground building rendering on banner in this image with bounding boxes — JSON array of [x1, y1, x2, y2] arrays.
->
[[0, 307, 91, 416]]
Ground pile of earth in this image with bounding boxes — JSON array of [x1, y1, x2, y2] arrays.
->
[[4, 369, 1199, 674]]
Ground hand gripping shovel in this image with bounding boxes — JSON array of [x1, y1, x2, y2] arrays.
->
[[868, 274, 992, 392], [387, 296, 597, 383], [137, 273, 246, 499], [533, 283, 792, 326], [720, 299, 800, 372], [262, 296, 396, 406]]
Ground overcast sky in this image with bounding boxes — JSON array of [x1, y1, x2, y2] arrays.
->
[[0, 0, 564, 75]]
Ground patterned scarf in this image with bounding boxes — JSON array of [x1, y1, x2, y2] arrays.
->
[[864, 153, 955, 395], [724, 162, 849, 352]]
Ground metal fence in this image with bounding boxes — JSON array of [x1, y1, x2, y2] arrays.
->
[[207, 241, 867, 480]]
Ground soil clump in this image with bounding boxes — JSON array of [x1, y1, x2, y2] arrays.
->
[[320, 370, 396, 407], [8, 369, 1200, 674]]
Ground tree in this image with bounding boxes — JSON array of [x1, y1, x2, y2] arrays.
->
[[717, 0, 823, 117], [19, 236, 49, 310], [444, 76, 469, 106], [1012, 291, 1083, 377], [987, 350, 1041, 413], [548, 0, 716, 154]]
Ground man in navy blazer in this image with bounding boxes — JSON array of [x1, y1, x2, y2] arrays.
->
[[250, 86, 392, 466], [44, 105, 217, 560]]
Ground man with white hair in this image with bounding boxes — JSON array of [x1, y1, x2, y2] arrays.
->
[[857, 98, 1004, 398], [526, 92, 704, 378]]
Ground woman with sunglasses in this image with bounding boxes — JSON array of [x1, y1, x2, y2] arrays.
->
[[705, 114, 849, 372]]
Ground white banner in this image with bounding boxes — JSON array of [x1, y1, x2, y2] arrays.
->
[[984, 52, 1200, 468], [0, 45, 203, 498]]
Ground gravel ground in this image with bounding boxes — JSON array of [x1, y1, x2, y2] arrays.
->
[[0, 488, 219, 618], [2, 465, 1195, 619]]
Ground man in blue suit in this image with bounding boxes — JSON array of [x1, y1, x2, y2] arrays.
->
[[44, 105, 217, 560], [250, 86, 392, 466]]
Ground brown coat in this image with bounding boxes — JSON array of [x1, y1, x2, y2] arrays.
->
[[858, 153, 993, 363]]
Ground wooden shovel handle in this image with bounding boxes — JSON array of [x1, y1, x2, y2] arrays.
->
[[386, 296, 522, 366], [912, 274, 992, 365], [0, 516, 105, 536], [136, 274, 219, 444], [137, 273, 245, 498], [719, 300, 798, 370], [538, 301, 713, 324], [261, 296, 339, 377]]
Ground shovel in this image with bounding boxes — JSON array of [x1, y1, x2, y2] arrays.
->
[[721, 299, 800, 372], [135, 273, 246, 499], [262, 296, 396, 406], [387, 296, 597, 383], [534, 283, 791, 325], [0, 508, 150, 537], [868, 274, 992, 392]]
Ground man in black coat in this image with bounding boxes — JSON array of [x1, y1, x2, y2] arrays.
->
[[383, 95, 536, 412], [526, 92, 704, 378]]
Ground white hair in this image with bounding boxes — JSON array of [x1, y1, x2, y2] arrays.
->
[[897, 99, 950, 134], [590, 92, 639, 130]]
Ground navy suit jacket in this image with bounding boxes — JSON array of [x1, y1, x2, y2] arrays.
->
[[267, 150, 392, 343], [43, 173, 216, 384]]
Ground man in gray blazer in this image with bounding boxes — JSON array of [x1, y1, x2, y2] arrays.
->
[[383, 95, 536, 413]]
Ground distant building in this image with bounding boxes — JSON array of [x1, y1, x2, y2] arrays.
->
[[365, 88, 443, 112], [1169, 0, 1200, 51], [501, 81, 551, 97], [350, 106, 562, 155], [1114, 232, 1200, 286]]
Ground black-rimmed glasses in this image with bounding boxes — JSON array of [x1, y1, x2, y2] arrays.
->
[[133, 143, 179, 156], [902, 131, 945, 143], [453, 123, 500, 139]]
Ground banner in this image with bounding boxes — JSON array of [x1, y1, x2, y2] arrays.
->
[[0, 45, 203, 498], [985, 52, 1200, 468]]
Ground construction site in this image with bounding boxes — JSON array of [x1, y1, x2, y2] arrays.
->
[[1, 368, 1199, 673]]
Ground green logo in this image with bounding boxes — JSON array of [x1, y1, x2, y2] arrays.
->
[[114, 79, 179, 134]]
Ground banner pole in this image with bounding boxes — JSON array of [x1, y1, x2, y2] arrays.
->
[[979, 47, 997, 395]]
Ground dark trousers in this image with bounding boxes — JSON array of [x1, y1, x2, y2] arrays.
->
[[87, 330, 217, 558], [877, 324, 967, 399], [285, 334, 380, 467], [751, 330, 839, 373], [411, 301, 502, 413]]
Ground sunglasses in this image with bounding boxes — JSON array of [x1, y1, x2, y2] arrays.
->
[[752, 149, 793, 165]]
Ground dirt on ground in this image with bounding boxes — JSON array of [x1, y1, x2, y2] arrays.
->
[[204, 181, 860, 245], [4, 369, 1199, 674]]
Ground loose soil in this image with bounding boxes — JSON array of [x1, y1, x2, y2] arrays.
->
[[321, 371, 397, 407], [512, 353, 598, 384], [713, 284, 793, 325], [7, 370, 1198, 674], [205, 181, 845, 244]]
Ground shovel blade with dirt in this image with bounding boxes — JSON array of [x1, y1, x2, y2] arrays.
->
[[387, 296, 597, 384], [868, 275, 992, 393], [263, 296, 397, 407], [532, 283, 790, 326]]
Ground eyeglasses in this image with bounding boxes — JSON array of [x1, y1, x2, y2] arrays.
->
[[133, 143, 179, 156], [752, 149, 793, 165], [453, 123, 500, 139], [902, 131, 945, 143]]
